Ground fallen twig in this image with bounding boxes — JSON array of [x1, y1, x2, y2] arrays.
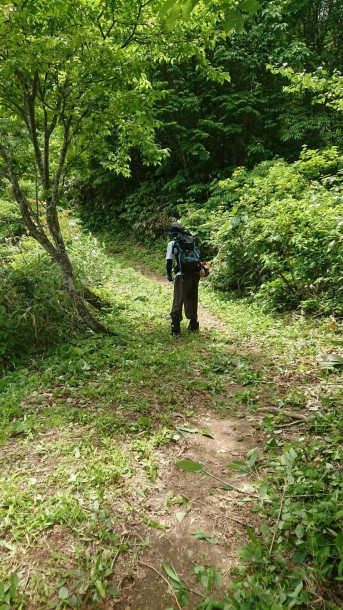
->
[[111, 531, 128, 569], [138, 561, 182, 610], [279, 420, 307, 429], [257, 407, 309, 422], [205, 470, 258, 496]]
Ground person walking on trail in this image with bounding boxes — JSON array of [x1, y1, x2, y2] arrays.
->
[[166, 222, 204, 336]]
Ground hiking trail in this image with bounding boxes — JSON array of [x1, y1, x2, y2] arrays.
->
[[114, 262, 262, 610]]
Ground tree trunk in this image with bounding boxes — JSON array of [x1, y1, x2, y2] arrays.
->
[[62, 273, 108, 333], [82, 286, 111, 310], [51, 247, 109, 333], [0, 141, 108, 333]]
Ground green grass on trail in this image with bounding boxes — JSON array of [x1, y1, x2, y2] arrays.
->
[[0, 261, 229, 446], [0, 242, 235, 608], [1, 230, 343, 609]]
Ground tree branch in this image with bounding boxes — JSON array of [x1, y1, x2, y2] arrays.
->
[[121, 0, 145, 49], [26, 71, 45, 187], [0, 139, 57, 259]]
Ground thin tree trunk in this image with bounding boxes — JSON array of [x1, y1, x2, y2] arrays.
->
[[0, 141, 108, 333], [57, 251, 108, 332]]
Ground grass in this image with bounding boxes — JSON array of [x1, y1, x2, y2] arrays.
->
[[0, 221, 342, 609], [0, 228, 236, 608]]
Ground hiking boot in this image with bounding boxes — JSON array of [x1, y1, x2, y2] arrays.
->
[[171, 320, 181, 336], [188, 319, 199, 332]]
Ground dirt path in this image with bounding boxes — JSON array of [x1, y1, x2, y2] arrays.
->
[[115, 264, 262, 609]]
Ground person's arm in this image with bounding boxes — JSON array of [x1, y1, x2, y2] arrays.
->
[[165, 241, 173, 281], [166, 259, 173, 280]]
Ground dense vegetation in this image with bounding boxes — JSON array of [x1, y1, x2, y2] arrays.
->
[[79, 0, 343, 313], [0, 0, 342, 608]]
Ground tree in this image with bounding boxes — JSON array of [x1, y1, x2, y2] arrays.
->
[[0, 0, 218, 331], [269, 66, 343, 113], [158, 0, 261, 33], [0, 0, 165, 331]]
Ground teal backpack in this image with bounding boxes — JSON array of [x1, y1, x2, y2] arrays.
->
[[173, 233, 201, 275]]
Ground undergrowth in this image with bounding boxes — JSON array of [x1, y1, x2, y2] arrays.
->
[[0, 218, 342, 609]]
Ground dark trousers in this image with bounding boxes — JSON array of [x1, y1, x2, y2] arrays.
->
[[170, 274, 199, 321]]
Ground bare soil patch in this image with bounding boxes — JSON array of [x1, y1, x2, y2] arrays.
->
[[114, 413, 260, 610]]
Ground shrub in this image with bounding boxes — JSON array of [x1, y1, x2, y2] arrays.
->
[[0, 253, 78, 369], [0, 211, 107, 370], [180, 147, 343, 313], [0, 199, 23, 239]]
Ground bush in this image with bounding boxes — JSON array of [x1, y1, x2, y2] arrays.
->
[[0, 253, 78, 369], [0, 199, 23, 239], [79, 176, 177, 241], [180, 147, 343, 313], [0, 210, 108, 370]]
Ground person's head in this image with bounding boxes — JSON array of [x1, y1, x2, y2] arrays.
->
[[168, 222, 185, 238]]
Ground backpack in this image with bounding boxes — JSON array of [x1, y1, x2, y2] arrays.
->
[[173, 233, 201, 275]]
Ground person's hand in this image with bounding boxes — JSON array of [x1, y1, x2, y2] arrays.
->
[[166, 274, 173, 282]]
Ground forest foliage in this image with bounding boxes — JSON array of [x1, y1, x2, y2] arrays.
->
[[1, 0, 342, 321], [78, 0, 343, 315]]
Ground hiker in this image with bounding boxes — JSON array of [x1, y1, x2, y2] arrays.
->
[[165, 223, 203, 336]]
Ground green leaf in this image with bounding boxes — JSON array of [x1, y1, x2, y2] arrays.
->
[[245, 526, 260, 546], [181, 0, 193, 19], [293, 550, 306, 564], [176, 425, 198, 433], [288, 580, 303, 598], [246, 448, 258, 468], [319, 353, 343, 368], [133, 486, 145, 497], [295, 524, 304, 539], [200, 429, 214, 438], [259, 482, 269, 499], [159, 0, 177, 19], [0, 540, 16, 552], [58, 587, 69, 600], [67, 596, 79, 607], [162, 563, 182, 585], [239, 542, 263, 561], [239, 0, 261, 14], [95, 580, 106, 598], [166, 4, 181, 29], [138, 416, 151, 427], [226, 460, 245, 470], [224, 9, 237, 34], [176, 425, 198, 438], [142, 517, 170, 529], [176, 459, 204, 472], [9, 422, 25, 436], [235, 10, 244, 32], [193, 530, 219, 544], [227, 596, 241, 610]]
